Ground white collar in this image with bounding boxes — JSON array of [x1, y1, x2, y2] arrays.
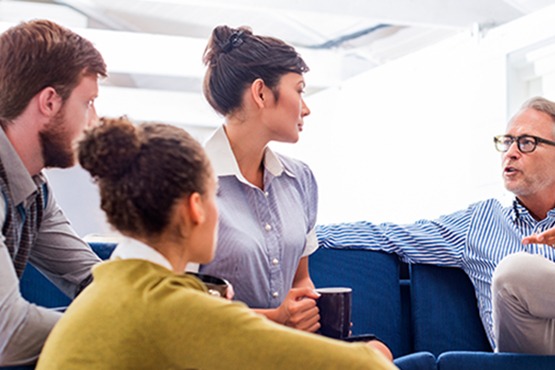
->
[[204, 125, 291, 186], [110, 237, 173, 271]]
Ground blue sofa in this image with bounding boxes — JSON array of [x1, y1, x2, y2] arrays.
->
[[10, 242, 555, 369], [309, 246, 555, 370]]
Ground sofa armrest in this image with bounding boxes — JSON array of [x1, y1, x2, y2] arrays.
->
[[410, 264, 491, 356], [309, 248, 407, 357], [20, 242, 118, 307], [19, 264, 71, 308]]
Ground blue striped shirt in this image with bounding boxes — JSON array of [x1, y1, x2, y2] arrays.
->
[[316, 198, 555, 349]]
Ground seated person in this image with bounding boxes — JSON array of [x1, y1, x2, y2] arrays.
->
[[36, 117, 394, 369], [317, 96, 555, 354]]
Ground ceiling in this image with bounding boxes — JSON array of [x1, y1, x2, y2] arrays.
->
[[0, 0, 554, 129]]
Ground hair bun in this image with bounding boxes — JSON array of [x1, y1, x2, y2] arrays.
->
[[203, 25, 252, 66], [78, 117, 141, 180]]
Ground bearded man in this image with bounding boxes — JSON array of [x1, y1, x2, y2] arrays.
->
[[0, 19, 106, 366]]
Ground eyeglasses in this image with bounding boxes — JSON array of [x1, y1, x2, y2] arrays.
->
[[493, 134, 555, 153]]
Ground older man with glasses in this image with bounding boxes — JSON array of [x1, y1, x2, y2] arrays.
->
[[317, 96, 555, 355]]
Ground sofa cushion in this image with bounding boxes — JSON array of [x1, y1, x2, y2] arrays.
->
[[410, 264, 491, 356], [437, 351, 555, 370], [394, 351, 437, 370], [309, 248, 406, 357]]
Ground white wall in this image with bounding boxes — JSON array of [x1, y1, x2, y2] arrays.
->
[[50, 4, 555, 236], [273, 3, 555, 225], [45, 127, 216, 239]]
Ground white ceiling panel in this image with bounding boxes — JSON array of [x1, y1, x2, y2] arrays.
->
[[1, 0, 552, 128]]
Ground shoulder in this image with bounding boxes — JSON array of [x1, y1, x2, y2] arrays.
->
[[275, 153, 315, 182], [468, 198, 506, 212], [453, 198, 510, 228], [91, 261, 215, 313]]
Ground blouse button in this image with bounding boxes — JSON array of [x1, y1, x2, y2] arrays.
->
[[272, 291, 279, 298], [265, 223, 272, 231], [264, 191, 269, 197], [272, 258, 279, 265]]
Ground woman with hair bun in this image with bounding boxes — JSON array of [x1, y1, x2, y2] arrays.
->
[[36, 116, 395, 369], [199, 25, 321, 332]]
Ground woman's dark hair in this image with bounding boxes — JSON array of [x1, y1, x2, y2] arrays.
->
[[202, 25, 309, 116], [78, 117, 212, 236]]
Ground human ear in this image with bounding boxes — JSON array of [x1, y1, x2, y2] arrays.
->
[[251, 78, 266, 108], [37, 87, 62, 119], [188, 192, 205, 225]]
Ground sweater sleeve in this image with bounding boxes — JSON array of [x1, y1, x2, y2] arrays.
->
[[152, 287, 397, 370]]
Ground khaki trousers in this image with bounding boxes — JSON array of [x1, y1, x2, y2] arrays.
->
[[492, 251, 555, 354]]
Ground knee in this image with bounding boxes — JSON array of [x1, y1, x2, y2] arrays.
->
[[493, 252, 539, 295]]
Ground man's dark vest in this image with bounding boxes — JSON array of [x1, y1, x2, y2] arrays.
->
[[0, 160, 45, 277]]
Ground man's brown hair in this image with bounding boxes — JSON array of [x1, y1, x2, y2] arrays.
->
[[0, 19, 107, 126]]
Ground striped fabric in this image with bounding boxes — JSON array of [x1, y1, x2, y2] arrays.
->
[[0, 160, 44, 277], [316, 198, 555, 349]]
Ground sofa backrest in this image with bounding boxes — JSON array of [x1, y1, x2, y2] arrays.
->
[[309, 247, 408, 358], [20, 242, 118, 308], [88, 242, 118, 260], [21, 243, 494, 359], [309, 248, 494, 358], [20, 264, 72, 308], [409, 264, 492, 356]]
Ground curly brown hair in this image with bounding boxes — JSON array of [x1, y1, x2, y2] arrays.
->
[[78, 117, 212, 236]]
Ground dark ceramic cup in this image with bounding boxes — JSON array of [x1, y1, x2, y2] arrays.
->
[[189, 272, 231, 299], [316, 287, 352, 339]]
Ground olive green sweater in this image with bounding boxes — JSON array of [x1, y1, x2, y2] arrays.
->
[[37, 259, 396, 370]]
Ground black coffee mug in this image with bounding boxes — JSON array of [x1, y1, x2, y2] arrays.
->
[[316, 287, 352, 339], [189, 272, 231, 299]]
